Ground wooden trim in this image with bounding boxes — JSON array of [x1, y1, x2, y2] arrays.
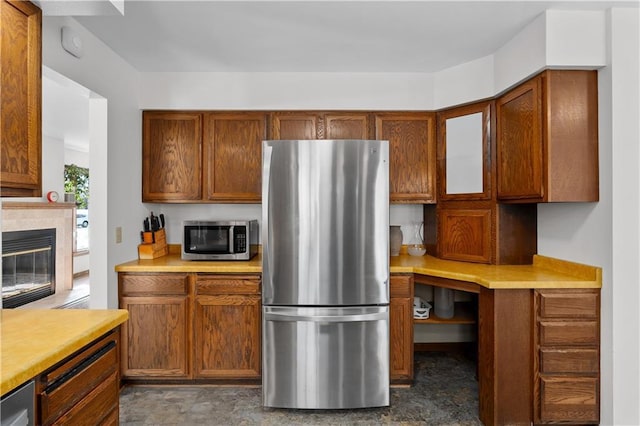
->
[[73, 270, 89, 279], [478, 288, 533, 425], [414, 273, 481, 294], [414, 342, 476, 353], [1, 201, 75, 209]]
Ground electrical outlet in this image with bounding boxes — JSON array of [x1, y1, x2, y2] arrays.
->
[[115, 226, 122, 244]]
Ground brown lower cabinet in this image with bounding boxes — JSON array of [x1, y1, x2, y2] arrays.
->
[[118, 272, 261, 383], [118, 271, 600, 424], [36, 329, 120, 426], [119, 273, 192, 379], [478, 287, 600, 425], [534, 289, 600, 424], [194, 275, 261, 379], [390, 274, 414, 384]]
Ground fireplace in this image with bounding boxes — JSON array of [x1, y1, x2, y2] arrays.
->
[[2, 228, 56, 308]]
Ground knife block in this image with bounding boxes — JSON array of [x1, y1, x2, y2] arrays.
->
[[138, 228, 169, 259]]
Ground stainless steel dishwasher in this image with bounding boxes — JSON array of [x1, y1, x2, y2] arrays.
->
[[0, 380, 35, 426]]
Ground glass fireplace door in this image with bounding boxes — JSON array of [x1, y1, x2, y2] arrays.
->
[[2, 228, 56, 308]]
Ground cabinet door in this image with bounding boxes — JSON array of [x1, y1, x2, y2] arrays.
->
[[496, 77, 544, 200], [0, 0, 41, 197], [142, 111, 202, 202], [194, 294, 261, 379], [325, 113, 370, 139], [203, 112, 266, 202], [120, 295, 191, 378], [390, 275, 413, 383], [439, 208, 492, 264], [375, 113, 436, 203], [437, 101, 492, 201], [272, 113, 318, 139]]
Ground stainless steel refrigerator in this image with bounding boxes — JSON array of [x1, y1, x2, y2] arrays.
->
[[262, 139, 390, 409]]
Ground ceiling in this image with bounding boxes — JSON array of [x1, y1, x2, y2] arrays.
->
[[41, 1, 636, 151], [72, 1, 635, 73]]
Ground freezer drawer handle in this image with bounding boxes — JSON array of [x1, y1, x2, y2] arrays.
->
[[264, 311, 387, 323]]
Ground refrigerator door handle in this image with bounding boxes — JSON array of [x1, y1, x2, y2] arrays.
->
[[264, 311, 387, 323], [262, 143, 273, 299]]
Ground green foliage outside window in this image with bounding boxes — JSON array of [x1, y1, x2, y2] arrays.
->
[[64, 164, 89, 209]]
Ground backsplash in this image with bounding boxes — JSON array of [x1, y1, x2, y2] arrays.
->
[[145, 203, 424, 246]]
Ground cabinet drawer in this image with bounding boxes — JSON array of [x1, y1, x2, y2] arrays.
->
[[120, 273, 189, 295], [390, 275, 412, 298], [540, 348, 599, 374], [196, 275, 261, 295], [51, 371, 119, 426], [538, 290, 598, 319], [540, 377, 599, 423], [39, 337, 117, 424], [539, 321, 598, 346]]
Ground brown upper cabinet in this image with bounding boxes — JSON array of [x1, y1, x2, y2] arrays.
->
[[375, 112, 436, 203], [142, 111, 203, 202], [496, 70, 599, 202], [143, 111, 267, 203], [203, 112, 267, 202], [1, 0, 42, 197], [143, 72, 598, 205], [437, 101, 493, 201], [271, 111, 370, 140]]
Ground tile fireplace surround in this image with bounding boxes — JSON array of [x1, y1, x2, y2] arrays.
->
[[2, 201, 74, 308]]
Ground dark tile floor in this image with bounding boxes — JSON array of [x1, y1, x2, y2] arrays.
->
[[120, 352, 482, 425]]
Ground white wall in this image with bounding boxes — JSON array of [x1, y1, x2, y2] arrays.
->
[[140, 72, 435, 110], [41, 135, 65, 197], [41, 16, 142, 309], [609, 8, 640, 423], [64, 146, 89, 169]]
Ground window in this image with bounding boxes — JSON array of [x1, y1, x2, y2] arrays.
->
[[64, 164, 89, 251]]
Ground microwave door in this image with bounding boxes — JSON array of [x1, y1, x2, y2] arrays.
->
[[189, 226, 229, 254]]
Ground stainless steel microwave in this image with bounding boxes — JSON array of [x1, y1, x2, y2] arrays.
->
[[182, 220, 258, 260]]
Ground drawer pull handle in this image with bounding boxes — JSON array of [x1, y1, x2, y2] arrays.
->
[[45, 341, 116, 393]]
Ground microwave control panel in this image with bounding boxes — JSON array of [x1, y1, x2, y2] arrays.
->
[[234, 227, 247, 253]]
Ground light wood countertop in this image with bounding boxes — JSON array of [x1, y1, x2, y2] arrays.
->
[[116, 252, 601, 290], [391, 254, 601, 289], [1, 309, 129, 396], [115, 253, 262, 273]]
